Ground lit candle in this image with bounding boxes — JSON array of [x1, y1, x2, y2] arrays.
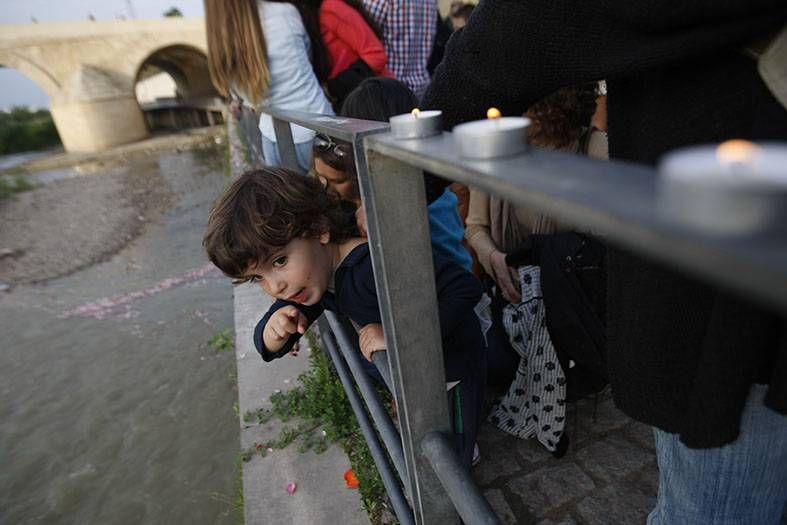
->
[[389, 108, 443, 139], [658, 140, 787, 235], [453, 107, 530, 159]]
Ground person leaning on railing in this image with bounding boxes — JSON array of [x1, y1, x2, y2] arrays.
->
[[466, 83, 606, 458], [203, 168, 488, 468], [340, 77, 473, 271], [423, 1, 787, 522], [204, 0, 334, 173]]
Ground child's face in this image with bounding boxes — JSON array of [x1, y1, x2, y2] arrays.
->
[[244, 235, 333, 305], [314, 157, 359, 206]]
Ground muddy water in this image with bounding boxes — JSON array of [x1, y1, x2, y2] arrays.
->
[[0, 146, 239, 523]]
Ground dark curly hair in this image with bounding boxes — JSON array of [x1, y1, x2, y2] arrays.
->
[[203, 168, 353, 281], [525, 83, 598, 149]]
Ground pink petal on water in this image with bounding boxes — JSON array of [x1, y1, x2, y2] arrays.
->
[[286, 482, 297, 495]]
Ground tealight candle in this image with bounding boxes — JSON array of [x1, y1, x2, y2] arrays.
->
[[453, 107, 530, 159], [658, 140, 787, 235], [389, 108, 443, 139]]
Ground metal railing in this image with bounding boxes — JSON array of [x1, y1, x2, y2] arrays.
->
[[240, 106, 787, 524]]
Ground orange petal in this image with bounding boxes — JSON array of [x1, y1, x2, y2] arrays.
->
[[343, 468, 359, 489]]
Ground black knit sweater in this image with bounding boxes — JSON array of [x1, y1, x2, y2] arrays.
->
[[423, 0, 787, 448]]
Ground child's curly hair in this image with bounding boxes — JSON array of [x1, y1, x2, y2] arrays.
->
[[203, 167, 353, 281], [526, 83, 598, 149]]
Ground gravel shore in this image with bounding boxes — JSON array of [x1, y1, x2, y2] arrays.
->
[[0, 129, 225, 286]]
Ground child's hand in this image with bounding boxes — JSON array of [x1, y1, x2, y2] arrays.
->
[[358, 323, 386, 362], [262, 306, 309, 352], [355, 207, 368, 238]]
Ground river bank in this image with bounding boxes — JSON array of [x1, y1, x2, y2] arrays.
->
[[0, 130, 239, 523], [0, 128, 225, 287]]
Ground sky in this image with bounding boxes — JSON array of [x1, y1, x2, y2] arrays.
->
[[0, 0, 205, 110]]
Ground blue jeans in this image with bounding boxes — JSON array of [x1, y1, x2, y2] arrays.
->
[[261, 136, 312, 174], [648, 384, 787, 524]]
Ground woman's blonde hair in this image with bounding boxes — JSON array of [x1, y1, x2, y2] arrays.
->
[[204, 0, 270, 104]]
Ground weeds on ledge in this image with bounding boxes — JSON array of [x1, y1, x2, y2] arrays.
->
[[241, 331, 394, 524], [208, 328, 234, 354]]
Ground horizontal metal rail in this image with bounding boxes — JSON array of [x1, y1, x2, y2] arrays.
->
[[363, 133, 787, 314], [318, 316, 415, 525], [260, 106, 390, 143]]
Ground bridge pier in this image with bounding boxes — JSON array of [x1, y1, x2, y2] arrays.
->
[[50, 96, 148, 152]]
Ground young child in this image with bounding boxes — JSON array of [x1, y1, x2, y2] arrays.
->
[[203, 167, 486, 467]]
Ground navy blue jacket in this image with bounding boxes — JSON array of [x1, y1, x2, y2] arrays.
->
[[254, 243, 483, 380]]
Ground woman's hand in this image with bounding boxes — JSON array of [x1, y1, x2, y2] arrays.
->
[[358, 323, 386, 362], [490, 249, 521, 303]]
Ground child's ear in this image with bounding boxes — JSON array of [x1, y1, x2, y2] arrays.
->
[[319, 231, 330, 244]]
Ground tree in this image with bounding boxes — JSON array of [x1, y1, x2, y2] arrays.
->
[[163, 7, 183, 17]]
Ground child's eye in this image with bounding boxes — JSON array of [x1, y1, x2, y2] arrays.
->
[[272, 256, 287, 267], [248, 275, 262, 283]]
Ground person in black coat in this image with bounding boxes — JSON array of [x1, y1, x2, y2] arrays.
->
[[422, 1, 787, 522]]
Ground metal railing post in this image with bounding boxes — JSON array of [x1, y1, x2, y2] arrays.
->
[[358, 147, 457, 523], [272, 116, 300, 171], [238, 108, 265, 167]]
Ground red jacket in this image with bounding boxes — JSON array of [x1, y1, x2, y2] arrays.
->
[[319, 0, 393, 79]]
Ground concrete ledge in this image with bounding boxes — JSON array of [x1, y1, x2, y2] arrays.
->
[[228, 116, 368, 524], [234, 285, 368, 525]]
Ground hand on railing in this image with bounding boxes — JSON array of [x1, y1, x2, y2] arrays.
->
[[359, 323, 386, 362]]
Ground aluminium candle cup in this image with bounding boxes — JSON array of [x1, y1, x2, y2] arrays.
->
[[658, 143, 787, 236], [453, 116, 531, 159], [389, 110, 443, 139]]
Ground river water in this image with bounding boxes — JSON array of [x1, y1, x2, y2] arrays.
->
[[0, 145, 239, 523]]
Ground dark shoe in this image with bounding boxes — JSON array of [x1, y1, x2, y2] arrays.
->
[[551, 433, 570, 459]]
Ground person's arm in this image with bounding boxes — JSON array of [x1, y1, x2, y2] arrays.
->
[[322, 2, 388, 74], [253, 299, 324, 361], [422, 0, 784, 131], [465, 189, 521, 303], [464, 189, 495, 276]]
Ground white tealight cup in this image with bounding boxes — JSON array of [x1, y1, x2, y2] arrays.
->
[[453, 116, 531, 159], [389, 110, 443, 139], [658, 141, 787, 235]]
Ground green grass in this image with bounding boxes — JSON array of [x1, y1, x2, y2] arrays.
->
[[233, 452, 245, 525], [208, 328, 234, 354], [241, 331, 395, 523], [0, 175, 34, 199]]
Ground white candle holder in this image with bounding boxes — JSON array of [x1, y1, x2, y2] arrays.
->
[[389, 109, 443, 139], [658, 140, 787, 235], [453, 115, 531, 159]]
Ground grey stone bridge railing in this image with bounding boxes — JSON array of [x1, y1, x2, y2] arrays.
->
[[237, 107, 787, 525]]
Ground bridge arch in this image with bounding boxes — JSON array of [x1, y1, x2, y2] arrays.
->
[[0, 18, 212, 152], [134, 44, 216, 100], [0, 53, 60, 99]]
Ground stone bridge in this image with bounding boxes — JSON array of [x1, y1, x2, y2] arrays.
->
[[0, 18, 217, 152]]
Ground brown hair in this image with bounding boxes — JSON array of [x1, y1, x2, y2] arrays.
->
[[525, 83, 598, 149], [204, 0, 270, 104], [203, 168, 352, 281]]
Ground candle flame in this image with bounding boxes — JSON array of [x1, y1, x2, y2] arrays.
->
[[716, 139, 759, 164], [411, 108, 421, 118], [486, 107, 502, 119]]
